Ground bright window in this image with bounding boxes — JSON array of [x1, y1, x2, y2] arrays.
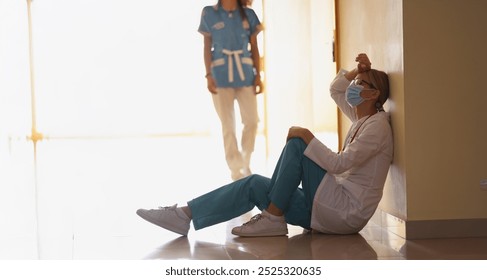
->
[[32, 0, 218, 137]]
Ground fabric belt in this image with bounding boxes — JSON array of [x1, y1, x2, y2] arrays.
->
[[222, 49, 245, 83]]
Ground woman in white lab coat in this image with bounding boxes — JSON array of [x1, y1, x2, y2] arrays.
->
[[137, 53, 393, 237]]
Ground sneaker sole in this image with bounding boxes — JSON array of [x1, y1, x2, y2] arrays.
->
[[231, 228, 288, 237], [136, 209, 189, 236]]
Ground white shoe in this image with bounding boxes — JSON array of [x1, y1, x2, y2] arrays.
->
[[136, 204, 190, 236], [231, 211, 288, 237]]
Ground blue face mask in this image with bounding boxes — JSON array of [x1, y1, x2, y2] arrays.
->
[[345, 84, 365, 107]]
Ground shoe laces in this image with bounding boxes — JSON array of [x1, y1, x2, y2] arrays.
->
[[157, 206, 174, 211], [242, 214, 264, 226]]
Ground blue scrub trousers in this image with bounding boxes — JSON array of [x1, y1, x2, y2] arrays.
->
[[188, 138, 327, 230]]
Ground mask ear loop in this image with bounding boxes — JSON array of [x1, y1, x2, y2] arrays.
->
[[365, 89, 384, 112], [371, 87, 384, 112]]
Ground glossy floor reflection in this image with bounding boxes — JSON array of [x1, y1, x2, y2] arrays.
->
[[2, 135, 487, 260], [138, 211, 487, 260]]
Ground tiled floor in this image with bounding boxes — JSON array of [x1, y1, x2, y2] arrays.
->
[[1, 135, 487, 260]]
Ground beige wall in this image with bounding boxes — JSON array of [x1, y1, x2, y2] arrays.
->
[[403, 0, 487, 220], [337, 0, 407, 219], [338, 0, 487, 223]]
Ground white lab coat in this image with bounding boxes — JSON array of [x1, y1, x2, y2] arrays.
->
[[305, 70, 393, 234]]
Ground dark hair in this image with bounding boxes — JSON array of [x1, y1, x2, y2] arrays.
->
[[218, 0, 248, 23], [367, 69, 389, 112]]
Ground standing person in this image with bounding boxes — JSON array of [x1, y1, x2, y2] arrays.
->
[[199, 0, 264, 181], [136, 53, 394, 237]]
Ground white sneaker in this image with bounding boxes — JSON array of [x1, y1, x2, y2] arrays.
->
[[231, 211, 288, 237], [136, 204, 190, 236]]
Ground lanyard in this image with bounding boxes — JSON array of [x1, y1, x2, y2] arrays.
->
[[342, 114, 373, 151]]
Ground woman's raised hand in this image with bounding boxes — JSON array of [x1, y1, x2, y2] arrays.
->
[[356, 53, 371, 73]]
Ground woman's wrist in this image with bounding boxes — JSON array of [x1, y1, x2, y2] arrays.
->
[[344, 68, 358, 81]]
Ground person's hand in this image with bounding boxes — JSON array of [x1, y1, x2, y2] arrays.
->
[[356, 53, 371, 73], [207, 75, 217, 94], [287, 126, 315, 145], [254, 74, 264, 94], [345, 53, 372, 81]]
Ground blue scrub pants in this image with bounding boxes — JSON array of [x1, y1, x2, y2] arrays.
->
[[188, 138, 327, 230]]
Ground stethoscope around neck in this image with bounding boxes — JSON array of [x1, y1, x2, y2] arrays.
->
[[341, 114, 374, 151]]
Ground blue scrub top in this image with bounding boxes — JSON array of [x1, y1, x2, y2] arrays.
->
[[198, 5, 262, 88]]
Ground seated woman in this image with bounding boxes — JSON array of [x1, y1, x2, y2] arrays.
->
[[136, 53, 393, 237]]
